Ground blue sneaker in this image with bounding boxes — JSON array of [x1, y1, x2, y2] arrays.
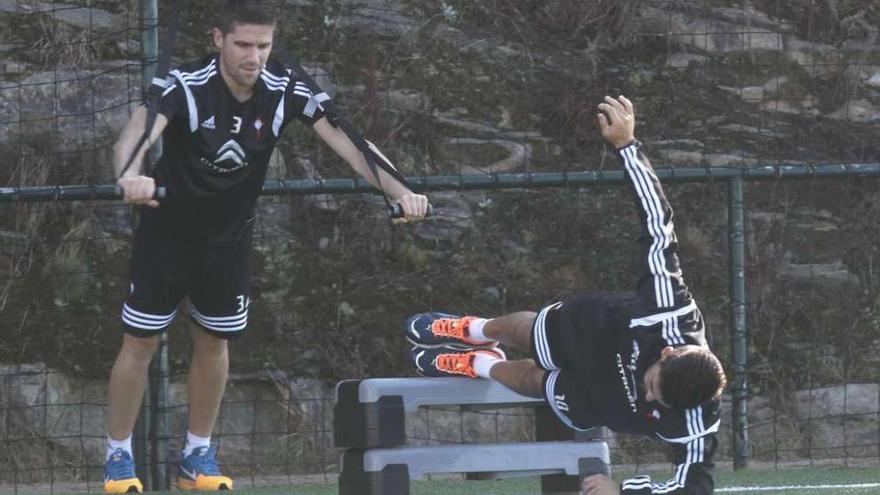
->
[[410, 346, 506, 378], [103, 448, 143, 493], [177, 445, 233, 491], [404, 313, 497, 350]]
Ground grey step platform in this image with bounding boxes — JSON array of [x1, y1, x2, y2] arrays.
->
[[334, 377, 544, 448], [344, 377, 543, 411], [339, 441, 610, 495], [356, 441, 609, 479]]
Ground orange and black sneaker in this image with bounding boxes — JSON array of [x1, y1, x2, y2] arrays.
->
[[404, 313, 498, 350], [177, 445, 233, 491], [410, 346, 506, 378]]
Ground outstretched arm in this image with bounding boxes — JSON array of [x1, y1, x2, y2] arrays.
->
[[621, 434, 717, 495], [583, 434, 717, 495], [312, 118, 429, 222], [598, 96, 693, 312]]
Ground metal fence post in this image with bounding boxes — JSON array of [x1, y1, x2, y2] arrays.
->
[[139, 0, 170, 489], [728, 176, 749, 469], [133, 388, 151, 490], [133, 1, 157, 484], [140, 0, 163, 161], [150, 336, 170, 490]]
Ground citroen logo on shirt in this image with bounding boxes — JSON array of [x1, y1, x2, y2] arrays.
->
[[202, 139, 248, 174]]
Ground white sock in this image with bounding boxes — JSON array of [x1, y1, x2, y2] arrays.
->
[[183, 430, 211, 457], [467, 318, 494, 343], [106, 434, 132, 461], [473, 352, 502, 379]]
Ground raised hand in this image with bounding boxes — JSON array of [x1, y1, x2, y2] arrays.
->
[[597, 95, 636, 149]]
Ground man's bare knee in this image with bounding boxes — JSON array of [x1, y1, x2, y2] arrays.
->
[[485, 312, 537, 351], [120, 334, 160, 363], [191, 327, 229, 356], [514, 313, 538, 342], [525, 362, 545, 396]]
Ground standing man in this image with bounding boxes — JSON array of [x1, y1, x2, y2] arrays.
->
[[405, 96, 724, 494], [104, 1, 428, 492]]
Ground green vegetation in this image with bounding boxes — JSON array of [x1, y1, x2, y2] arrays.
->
[[72, 466, 880, 494]]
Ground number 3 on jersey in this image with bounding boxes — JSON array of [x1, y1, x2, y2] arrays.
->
[[231, 116, 243, 134], [236, 294, 249, 313]]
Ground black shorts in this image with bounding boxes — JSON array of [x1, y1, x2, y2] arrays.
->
[[121, 222, 252, 339], [530, 299, 594, 431], [530, 293, 639, 431]]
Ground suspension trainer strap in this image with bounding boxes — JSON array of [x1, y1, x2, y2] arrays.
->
[[273, 44, 412, 211], [118, 0, 182, 180]]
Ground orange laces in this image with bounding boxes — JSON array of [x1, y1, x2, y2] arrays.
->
[[431, 316, 475, 339], [434, 352, 475, 378]]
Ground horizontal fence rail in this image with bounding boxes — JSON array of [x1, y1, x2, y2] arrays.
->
[[3, 163, 879, 201]]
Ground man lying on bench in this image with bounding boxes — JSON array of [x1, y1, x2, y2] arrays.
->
[[404, 95, 726, 495]]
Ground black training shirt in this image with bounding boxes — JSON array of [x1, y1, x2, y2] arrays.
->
[[143, 54, 325, 242]]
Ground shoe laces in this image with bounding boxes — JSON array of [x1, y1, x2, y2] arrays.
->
[[431, 316, 475, 340], [106, 449, 136, 479], [188, 445, 222, 476], [434, 351, 476, 378]]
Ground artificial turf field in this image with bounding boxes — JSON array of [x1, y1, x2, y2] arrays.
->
[[62, 466, 880, 495]]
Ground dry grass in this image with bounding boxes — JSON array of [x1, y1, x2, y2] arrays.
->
[[1, 150, 50, 312], [31, 16, 96, 69]]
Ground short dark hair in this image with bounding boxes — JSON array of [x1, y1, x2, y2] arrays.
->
[[659, 347, 726, 409], [217, 0, 277, 34]]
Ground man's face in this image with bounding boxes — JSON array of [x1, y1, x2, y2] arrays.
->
[[643, 345, 676, 407], [643, 361, 665, 405], [213, 22, 275, 89]]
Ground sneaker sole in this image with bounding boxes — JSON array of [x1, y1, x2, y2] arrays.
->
[[405, 336, 498, 350], [103, 481, 142, 494], [178, 478, 232, 491], [102, 486, 141, 494]]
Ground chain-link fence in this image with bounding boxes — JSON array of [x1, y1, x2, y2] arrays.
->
[[1, 0, 879, 493]]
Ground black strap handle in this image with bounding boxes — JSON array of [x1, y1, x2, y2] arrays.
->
[[387, 202, 433, 220], [272, 45, 431, 219], [117, 0, 182, 180], [115, 185, 167, 200]]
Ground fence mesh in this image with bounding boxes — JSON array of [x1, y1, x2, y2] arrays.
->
[[1, 0, 879, 493]]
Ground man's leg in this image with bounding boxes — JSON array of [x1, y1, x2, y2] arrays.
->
[[176, 323, 234, 491], [107, 334, 160, 440], [486, 359, 545, 398], [411, 345, 544, 394], [108, 221, 186, 493], [177, 236, 247, 491], [186, 325, 229, 438], [479, 311, 536, 351], [409, 306, 566, 398], [105, 333, 159, 494], [475, 313, 544, 398], [477, 312, 549, 397]]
